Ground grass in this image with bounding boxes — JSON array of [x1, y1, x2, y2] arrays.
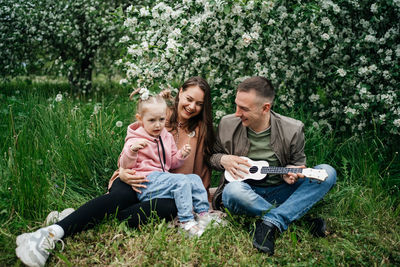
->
[[0, 80, 399, 266]]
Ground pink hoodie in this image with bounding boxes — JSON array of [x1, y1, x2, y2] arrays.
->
[[119, 122, 185, 176]]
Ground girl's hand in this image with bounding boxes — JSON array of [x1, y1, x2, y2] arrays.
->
[[159, 89, 173, 100], [119, 167, 149, 193], [130, 139, 148, 152], [181, 144, 191, 158]]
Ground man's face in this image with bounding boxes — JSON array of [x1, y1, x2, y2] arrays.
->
[[235, 90, 269, 131]]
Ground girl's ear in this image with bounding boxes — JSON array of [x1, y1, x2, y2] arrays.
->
[[135, 113, 142, 122]]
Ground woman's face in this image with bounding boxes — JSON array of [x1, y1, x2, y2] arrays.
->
[[177, 85, 205, 122]]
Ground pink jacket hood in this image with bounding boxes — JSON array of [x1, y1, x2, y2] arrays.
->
[[119, 122, 185, 176]]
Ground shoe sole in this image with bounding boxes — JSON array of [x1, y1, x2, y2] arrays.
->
[[16, 233, 31, 246], [16, 243, 42, 267], [252, 240, 274, 255]]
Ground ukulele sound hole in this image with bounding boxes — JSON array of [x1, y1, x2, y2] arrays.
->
[[249, 166, 258, 174]]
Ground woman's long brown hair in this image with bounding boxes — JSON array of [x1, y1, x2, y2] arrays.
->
[[168, 76, 215, 158]]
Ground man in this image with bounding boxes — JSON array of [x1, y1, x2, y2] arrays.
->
[[209, 76, 336, 255]]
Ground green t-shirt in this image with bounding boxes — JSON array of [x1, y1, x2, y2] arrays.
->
[[246, 127, 282, 186]]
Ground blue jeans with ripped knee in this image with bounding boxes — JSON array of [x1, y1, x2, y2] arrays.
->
[[138, 172, 209, 222], [222, 164, 337, 231]]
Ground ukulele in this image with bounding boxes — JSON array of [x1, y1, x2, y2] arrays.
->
[[224, 156, 328, 183]]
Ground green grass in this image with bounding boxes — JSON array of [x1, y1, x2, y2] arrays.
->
[[1, 81, 399, 266]]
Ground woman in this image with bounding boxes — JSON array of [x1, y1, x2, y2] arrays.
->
[[112, 76, 215, 227]]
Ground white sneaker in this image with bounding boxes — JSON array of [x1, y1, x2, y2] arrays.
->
[[44, 208, 75, 226], [15, 227, 62, 267], [178, 220, 204, 237], [195, 211, 227, 229]]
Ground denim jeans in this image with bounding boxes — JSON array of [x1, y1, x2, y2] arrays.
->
[[138, 172, 209, 222], [222, 164, 337, 231]]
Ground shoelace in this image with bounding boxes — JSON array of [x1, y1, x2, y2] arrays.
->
[[40, 231, 65, 252]]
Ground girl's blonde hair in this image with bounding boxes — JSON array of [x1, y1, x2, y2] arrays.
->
[[129, 89, 166, 115]]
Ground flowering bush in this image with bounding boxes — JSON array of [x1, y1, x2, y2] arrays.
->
[[119, 0, 400, 135], [0, 0, 125, 90]]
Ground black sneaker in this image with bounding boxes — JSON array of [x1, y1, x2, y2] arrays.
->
[[308, 217, 327, 237], [252, 220, 279, 255]]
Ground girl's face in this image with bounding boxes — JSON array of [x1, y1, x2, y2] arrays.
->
[[136, 103, 167, 137], [177, 85, 204, 122]]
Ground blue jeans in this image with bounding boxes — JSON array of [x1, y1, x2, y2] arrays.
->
[[222, 164, 337, 231], [137, 172, 209, 222]]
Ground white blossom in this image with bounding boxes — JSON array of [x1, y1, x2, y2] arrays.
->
[[321, 33, 330, 41], [337, 68, 347, 77], [370, 4, 378, 13], [309, 94, 320, 102]]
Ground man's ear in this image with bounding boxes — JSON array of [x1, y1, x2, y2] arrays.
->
[[262, 102, 271, 113]]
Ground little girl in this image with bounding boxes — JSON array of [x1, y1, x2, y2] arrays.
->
[[118, 92, 218, 236]]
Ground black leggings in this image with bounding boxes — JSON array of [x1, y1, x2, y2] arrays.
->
[[57, 178, 178, 237]]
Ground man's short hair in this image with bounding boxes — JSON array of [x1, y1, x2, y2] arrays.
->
[[237, 76, 275, 103]]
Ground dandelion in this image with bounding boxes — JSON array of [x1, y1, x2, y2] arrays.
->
[[116, 121, 123, 127], [86, 129, 93, 138], [93, 103, 101, 115], [394, 119, 400, 128], [55, 93, 63, 102]]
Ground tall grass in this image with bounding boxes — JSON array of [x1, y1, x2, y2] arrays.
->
[[0, 81, 399, 265]]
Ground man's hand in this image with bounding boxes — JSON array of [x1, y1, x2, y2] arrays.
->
[[283, 165, 306, 184], [221, 155, 251, 180], [119, 167, 149, 193]]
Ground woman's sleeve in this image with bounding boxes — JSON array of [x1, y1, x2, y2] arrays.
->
[[193, 126, 212, 190]]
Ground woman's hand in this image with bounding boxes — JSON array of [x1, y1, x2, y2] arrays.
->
[[119, 167, 149, 193], [282, 165, 306, 184]]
